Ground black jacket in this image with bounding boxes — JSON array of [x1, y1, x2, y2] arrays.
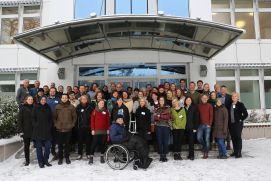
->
[[111, 104, 130, 130], [231, 101, 248, 125], [32, 103, 52, 140], [17, 104, 34, 138], [185, 105, 200, 130], [76, 103, 94, 129], [135, 106, 151, 132]]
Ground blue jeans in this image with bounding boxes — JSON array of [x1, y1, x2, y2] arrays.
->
[[156, 126, 170, 155], [35, 140, 51, 166], [197, 124, 211, 153], [216, 138, 227, 156]]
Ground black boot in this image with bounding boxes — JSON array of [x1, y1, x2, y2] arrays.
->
[[65, 157, 71, 164], [159, 155, 163, 162], [24, 160, 30, 166], [230, 152, 236, 157], [58, 158, 63, 165], [89, 156, 93, 165], [100, 156, 105, 164], [45, 162, 52, 167], [173, 153, 179, 160]]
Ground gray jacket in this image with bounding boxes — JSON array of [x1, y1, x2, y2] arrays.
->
[[16, 86, 30, 104]]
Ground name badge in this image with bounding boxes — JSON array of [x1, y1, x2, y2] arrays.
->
[[141, 112, 145, 115], [26, 91, 30, 94], [179, 115, 183, 119], [55, 100, 58, 103], [233, 105, 236, 109], [118, 109, 123, 115], [81, 109, 84, 112], [102, 111, 106, 115]]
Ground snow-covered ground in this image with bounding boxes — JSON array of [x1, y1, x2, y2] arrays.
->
[[0, 139, 271, 181]]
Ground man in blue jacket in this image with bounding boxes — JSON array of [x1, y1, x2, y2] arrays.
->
[[110, 115, 152, 169]]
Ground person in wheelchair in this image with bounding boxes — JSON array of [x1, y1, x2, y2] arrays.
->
[[109, 115, 153, 169]]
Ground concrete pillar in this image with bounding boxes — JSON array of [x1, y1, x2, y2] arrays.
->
[[106, 0, 115, 15], [148, 0, 157, 15]]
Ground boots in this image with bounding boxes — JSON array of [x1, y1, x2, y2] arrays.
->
[[65, 157, 71, 164], [100, 156, 105, 164], [89, 156, 93, 165], [58, 158, 63, 165], [202, 152, 208, 159], [159, 154, 167, 162], [24, 159, 30, 166], [173, 153, 182, 160]]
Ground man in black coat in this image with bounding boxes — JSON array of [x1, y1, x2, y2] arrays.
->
[[135, 104, 151, 142], [75, 95, 94, 159]]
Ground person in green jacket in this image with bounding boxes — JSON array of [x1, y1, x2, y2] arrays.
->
[[171, 98, 187, 160]]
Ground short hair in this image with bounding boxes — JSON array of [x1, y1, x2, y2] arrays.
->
[[197, 80, 203, 84], [73, 86, 79, 89], [95, 91, 104, 100], [184, 96, 194, 106], [68, 91, 75, 95], [189, 81, 196, 86], [50, 87, 57, 92], [61, 93, 69, 99], [231, 91, 240, 99], [134, 88, 139, 92], [221, 85, 227, 89], [180, 79, 186, 82]]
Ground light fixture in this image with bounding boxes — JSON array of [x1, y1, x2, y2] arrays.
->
[[236, 20, 246, 28], [90, 12, 97, 18]]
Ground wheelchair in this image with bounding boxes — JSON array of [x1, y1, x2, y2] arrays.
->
[[105, 144, 140, 170]]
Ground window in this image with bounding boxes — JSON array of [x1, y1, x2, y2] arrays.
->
[[132, 0, 147, 14], [212, 12, 231, 24], [240, 80, 260, 109], [161, 65, 186, 75], [158, 0, 189, 17], [0, 18, 18, 44], [258, 0, 271, 8], [211, 0, 230, 9], [160, 79, 181, 87], [23, 17, 40, 31], [24, 5, 40, 14], [259, 12, 271, 39], [79, 67, 105, 76], [216, 69, 235, 77], [216, 80, 235, 93], [115, 0, 131, 14], [0, 85, 15, 97], [78, 80, 105, 87], [75, 0, 105, 19], [2, 7, 18, 15], [20, 73, 37, 80], [240, 69, 258, 76], [235, 12, 255, 39], [264, 69, 271, 76], [0, 74, 15, 81], [235, 0, 253, 8], [264, 80, 271, 109], [108, 65, 157, 77]]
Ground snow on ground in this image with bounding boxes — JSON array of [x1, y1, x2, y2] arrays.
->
[[0, 136, 22, 146], [0, 139, 271, 181]]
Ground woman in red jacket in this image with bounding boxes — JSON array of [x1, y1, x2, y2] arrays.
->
[[89, 100, 110, 165]]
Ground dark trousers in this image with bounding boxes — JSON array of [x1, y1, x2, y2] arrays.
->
[[156, 126, 170, 155], [186, 130, 196, 157], [137, 129, 149, 142], [90, 134, 107, 155], [229, 122, 243, 155], [172, 129, 185, 153], [23, 137, 31, 162], [77, 128, 92, 155], [57, 131, 72, 159], [51, 127, 57, 155], [34, 140, 51, 166]]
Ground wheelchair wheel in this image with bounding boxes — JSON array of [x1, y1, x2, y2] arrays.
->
[[105, 144, 130, 170]]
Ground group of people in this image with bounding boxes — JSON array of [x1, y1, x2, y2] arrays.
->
[[16, 78, 248, 169]]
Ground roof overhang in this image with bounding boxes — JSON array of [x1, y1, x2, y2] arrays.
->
[[13, 15, 244, 63]]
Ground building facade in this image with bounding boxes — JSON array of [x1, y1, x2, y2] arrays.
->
[[0, 0, 270, 112]]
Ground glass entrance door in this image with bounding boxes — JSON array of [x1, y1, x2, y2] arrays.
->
[[108, 79, 133, 90], [108, 79, 157, 90]]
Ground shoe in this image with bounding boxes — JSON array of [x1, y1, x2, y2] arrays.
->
[[202, 152, 208, 159], [230, 152, 236, 157], [162, 156, 168, 162], [159, 155, 163, 162], [58, 159, 63, 165], [189, 156, 194, 161], [220, 155, 228, 159], [24, 161, 30, 166], [100, 156, 105, 164], [45, 162, 52, 167], [173, 153, 179, 160], [235, 152, 242, 158], [65, 157, 71, 164], [76, 155, 82, 160], [89, 156, 93, 165], [39, 164, 45, 168]]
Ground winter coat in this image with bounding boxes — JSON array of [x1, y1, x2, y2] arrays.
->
[[170, 107, 187, 130], [213, 105, 228, 139], [185, 105, 199, 130], [198, 103, 214, 126], [17, 104, 34, 138], [154, 106, 172, 128], [111, 104, 130, 130], [46, 96, 60, 112], [31, 103, 52, 140], [123, 99, 133, 113], [109, 123, 129, 143], [185, 91, 201, 105], [16, 86, 30, 104], [76, 103, 94, 129], [91, 107, 110, 135], [54, 101, 77, 132], [135, 106, 151, 132], [230, 101, 248, 125]]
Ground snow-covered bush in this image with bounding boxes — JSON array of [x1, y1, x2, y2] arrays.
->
[[245, 109, 271, 123], [0, 97, 19, 139]]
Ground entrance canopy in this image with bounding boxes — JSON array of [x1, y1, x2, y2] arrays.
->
[[13, 15, 244, 63]]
